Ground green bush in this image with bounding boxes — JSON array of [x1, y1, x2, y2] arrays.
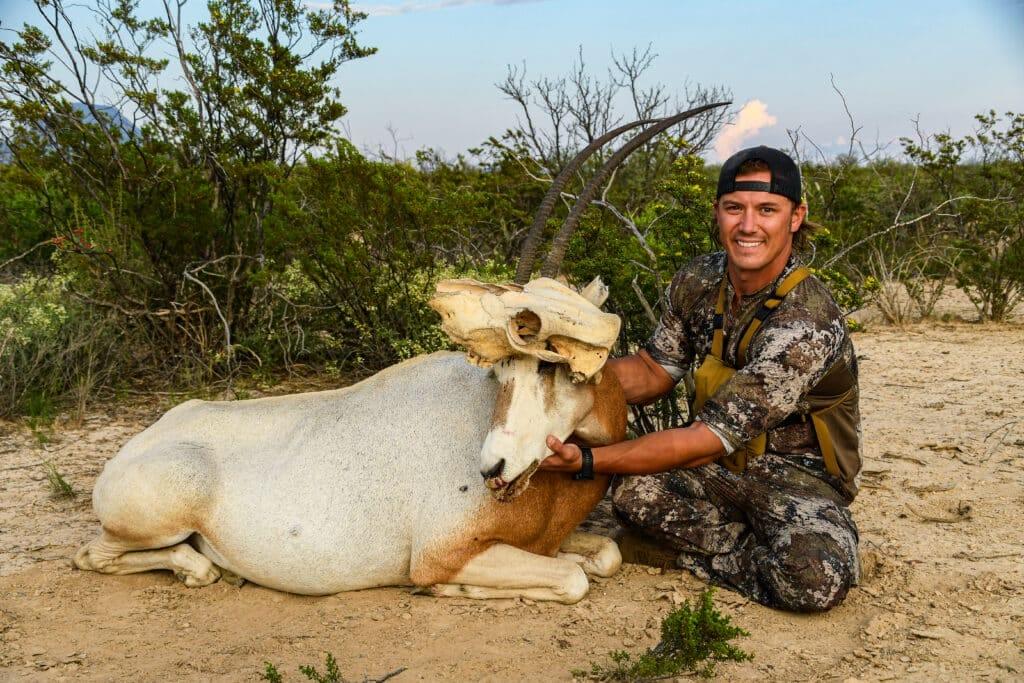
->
[[0, 275, 124, 418], [271, 142, 514, 371], [574, 589, 752, 681]]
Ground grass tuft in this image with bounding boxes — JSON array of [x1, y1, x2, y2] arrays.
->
[[260, 653, 404, 683], [43, 461, 75, 498], [573, 589, 752, 680]]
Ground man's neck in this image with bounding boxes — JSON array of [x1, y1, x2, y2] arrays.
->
[[726, 246, 794, 298]]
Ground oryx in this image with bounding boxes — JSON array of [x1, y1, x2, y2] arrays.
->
[[73, 103, 729, 602]]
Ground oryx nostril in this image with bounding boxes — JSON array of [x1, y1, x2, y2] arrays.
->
[[481, 459, 505, 480]]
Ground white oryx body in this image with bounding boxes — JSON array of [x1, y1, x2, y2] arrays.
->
[[77, 350, 627, 601]]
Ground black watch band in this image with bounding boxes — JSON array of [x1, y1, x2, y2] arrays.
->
[[573, 446, 595, 480]]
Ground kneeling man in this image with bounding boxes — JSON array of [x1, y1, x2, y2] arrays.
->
[[541, 146, 861, 612]]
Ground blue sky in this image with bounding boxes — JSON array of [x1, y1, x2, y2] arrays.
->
[[1, 0, 1022, 160]]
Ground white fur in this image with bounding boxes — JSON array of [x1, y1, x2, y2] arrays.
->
[[77, 352, 615, 598]]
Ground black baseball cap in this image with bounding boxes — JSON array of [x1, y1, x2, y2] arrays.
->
[[716, 146, 803, 205]]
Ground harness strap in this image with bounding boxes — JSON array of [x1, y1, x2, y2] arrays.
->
[[737, 266, 812, 366]]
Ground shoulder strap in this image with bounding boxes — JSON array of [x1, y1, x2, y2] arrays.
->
[[711, 276, 727, 359], [737, 266, 812, 367]]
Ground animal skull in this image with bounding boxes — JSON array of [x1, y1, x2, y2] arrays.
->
[[428, 276, 620, 383]]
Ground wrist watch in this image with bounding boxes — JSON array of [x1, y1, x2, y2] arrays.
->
[[572, 446, 595, 480]]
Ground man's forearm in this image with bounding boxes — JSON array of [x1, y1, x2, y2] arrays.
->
[[589, 422, 725, 475], [606, 351, 676, 405]]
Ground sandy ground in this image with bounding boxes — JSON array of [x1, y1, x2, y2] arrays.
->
[[1, 319, 1022, 682]]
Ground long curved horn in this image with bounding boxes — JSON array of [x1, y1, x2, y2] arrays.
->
[[514, 118, 658, 284], [539, 101, 731, 279]]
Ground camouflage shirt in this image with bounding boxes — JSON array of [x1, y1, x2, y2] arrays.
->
[[645, 251, 860, 483]]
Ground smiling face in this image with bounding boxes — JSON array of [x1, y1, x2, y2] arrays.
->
[[714, 169, 807, 294]]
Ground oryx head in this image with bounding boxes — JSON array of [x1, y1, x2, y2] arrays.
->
[[429, 102, 730, 500], [429, 277, 621, 501]]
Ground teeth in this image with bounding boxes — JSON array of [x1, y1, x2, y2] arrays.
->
[[737, 240, 763, 247]]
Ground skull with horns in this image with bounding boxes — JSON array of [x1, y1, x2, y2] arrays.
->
[[428, 102, 730, 499]]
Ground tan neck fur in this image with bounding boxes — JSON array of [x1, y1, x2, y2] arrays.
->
[[573, 369, 627, 446]]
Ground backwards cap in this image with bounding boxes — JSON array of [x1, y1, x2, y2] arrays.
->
[[716, 146, 802, 205]]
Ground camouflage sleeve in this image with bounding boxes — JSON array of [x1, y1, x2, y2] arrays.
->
[[698, 295, 846, 449], [643, 274, 694, 383]]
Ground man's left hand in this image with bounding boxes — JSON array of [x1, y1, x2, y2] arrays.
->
[[539, 435, 582, 472]]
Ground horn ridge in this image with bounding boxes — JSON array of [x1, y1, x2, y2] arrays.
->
[[514, 117, 659, 284], [539, 101, 731, 279]]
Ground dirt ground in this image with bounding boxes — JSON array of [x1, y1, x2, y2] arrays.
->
[[1, 313, 1022, 681]]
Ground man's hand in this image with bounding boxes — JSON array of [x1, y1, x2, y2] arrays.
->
[[539, 435, 582, 472]]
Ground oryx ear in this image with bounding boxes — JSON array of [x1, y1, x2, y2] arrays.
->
[[579, 277, 609, 308]]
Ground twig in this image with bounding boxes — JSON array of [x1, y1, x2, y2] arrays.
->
[[985, 420, 1019, 440], [631, 277, 658, 325], [1, 461, 45, 472], [906, 502, 970, 523], [119, 388, 193, 396], [370, 667, 407, 683], [822, 195, 1000, 269], [0, 240, 53, 272], [182, 269, 233, 361], [952, 551, 1018, 561], [880, 451, 927, 465]]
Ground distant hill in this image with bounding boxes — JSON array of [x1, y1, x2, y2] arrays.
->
[[0, 102, 134, 163], [72, 102, 135, 138]]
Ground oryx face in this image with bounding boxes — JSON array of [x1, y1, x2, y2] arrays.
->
[[478, 355, 596, 501]]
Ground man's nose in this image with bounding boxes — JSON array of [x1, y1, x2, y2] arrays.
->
[[738, 209, 758, 232]]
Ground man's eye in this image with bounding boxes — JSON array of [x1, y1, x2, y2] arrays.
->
[[760, 207, 776, 214]]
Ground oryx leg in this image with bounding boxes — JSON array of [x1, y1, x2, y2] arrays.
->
[[428, 543, 589, 604], [557, 531, 622, 578], [74, 531, 221, 588]]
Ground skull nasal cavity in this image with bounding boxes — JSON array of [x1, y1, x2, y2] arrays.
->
[[514, 310, 541, 339], [481, 458, 505, 480]]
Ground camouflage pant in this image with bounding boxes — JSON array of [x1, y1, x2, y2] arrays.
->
[[611, 456, 859, 612]]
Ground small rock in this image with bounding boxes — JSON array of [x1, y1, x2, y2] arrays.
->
[[401, 612, 412, 620]]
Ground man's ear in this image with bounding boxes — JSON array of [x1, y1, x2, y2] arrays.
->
[[791, 202, 807, 233]]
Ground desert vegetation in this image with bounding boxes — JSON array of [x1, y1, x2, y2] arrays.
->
[[1, 0, 1021, 430]]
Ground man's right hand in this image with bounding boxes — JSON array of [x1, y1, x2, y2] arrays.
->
[[539, 435, 583, 472]]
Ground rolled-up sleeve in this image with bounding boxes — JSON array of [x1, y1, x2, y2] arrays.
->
[[698, 311, 845, 450], [643, 279, 695, 383]]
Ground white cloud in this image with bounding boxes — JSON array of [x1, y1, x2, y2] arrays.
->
[[835, 135, 847, 146], [304, 0, 542, 16], [713, 100, 777, 161]]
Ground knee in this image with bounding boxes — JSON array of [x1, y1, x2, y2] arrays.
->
[[611, 475, 660, 526], [556, 564, 590, 604], [762, 534, 856, 612]]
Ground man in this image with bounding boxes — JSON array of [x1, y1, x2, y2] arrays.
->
[[540, 146, 861, 612]]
